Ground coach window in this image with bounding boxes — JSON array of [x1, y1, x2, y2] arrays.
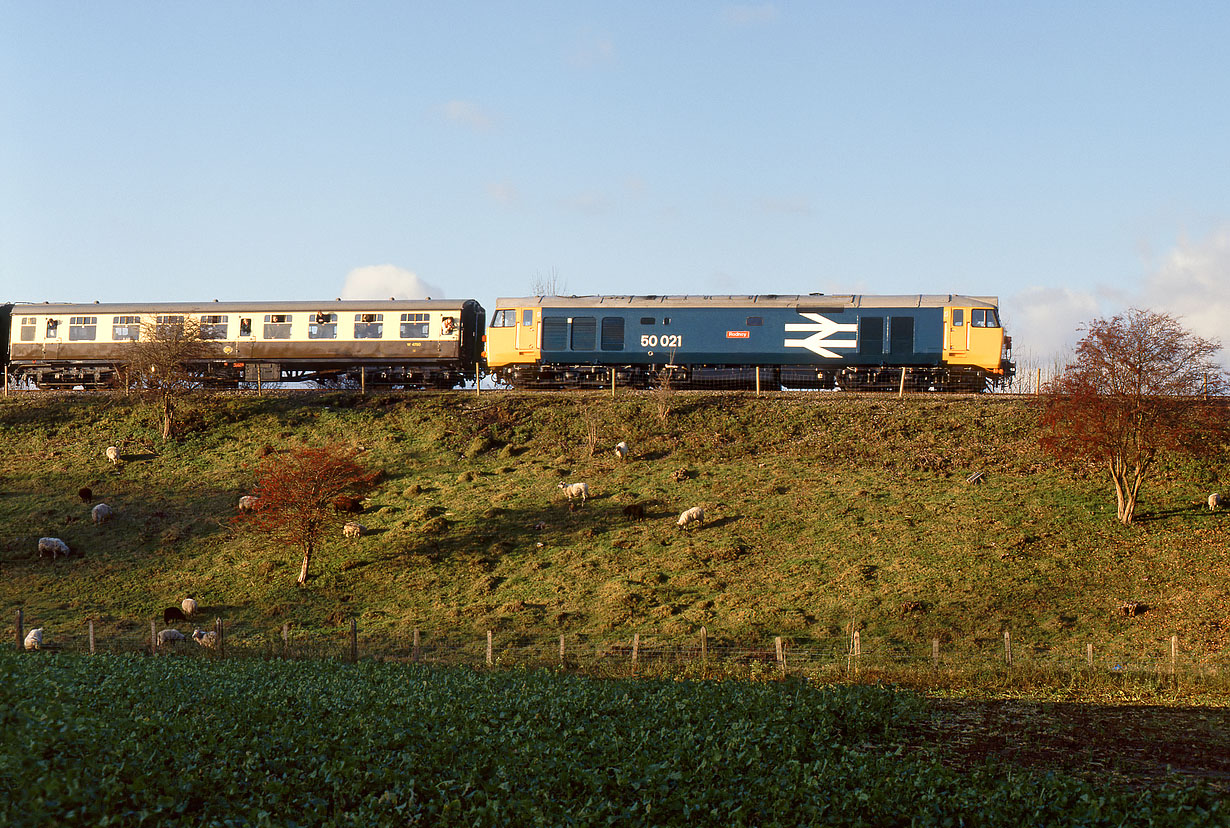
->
[[46, 319, 60, 338], [309, 313, 337, 339], [400, 313, 429, 338], [746, 316, 763, 327], [600, 317, 625, 351], [441, 316, 456, 335], [20, 317, 37, 341], [952, 308, 964, 327], [200, 315, 228, 339], [263, 314, 292, 339], [239, 318, 252, 337], [69, 316, 98, 341], [490, 309, 514, 327], [156, 315, 185, 338], [354, 313, 384, 339], [570, 316, 596, 351], [112, 316, 139, 341]]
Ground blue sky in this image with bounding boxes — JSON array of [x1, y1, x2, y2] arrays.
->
[[4, 2, 1229, 367]]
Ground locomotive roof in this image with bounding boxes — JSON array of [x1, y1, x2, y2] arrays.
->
[[10, 299, 477, 315], [495, 294, 999, 309]]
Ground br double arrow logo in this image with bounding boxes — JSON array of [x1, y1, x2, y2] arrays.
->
[[783, 313, 858, 358]]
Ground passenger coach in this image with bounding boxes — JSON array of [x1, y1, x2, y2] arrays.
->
[[2, 299, 484, 389], [486, 294, 1014, 391]]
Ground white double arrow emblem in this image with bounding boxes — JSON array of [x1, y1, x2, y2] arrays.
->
[[784, 313, 858, 358]]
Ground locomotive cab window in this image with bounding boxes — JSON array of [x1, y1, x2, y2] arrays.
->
[[400, 313, 429, 338], [971, 308, 999, 328], [19, 317, 37, 341], [199, 315, 228, 339], [309, 313, 337, 339], [490, 309, 514, 328], [69, 316, 98, 341], [600, 317, 625, 351], [354, 313, 384, 339], [263, 314, 292, 340], [112, 316, 140, 341]]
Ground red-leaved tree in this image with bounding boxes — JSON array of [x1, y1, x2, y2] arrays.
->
[[1039, 308, 1227, 525], [239, 444, 380, 586]]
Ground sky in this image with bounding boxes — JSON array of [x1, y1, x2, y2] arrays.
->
[[4, 2, 1230, 369]]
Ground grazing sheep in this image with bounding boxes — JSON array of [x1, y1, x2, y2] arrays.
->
[[1120, 601, 1148, 617], [676, 506, 705, 529], [558, 482, 589, 504], [163, 606, 187, 625], [38, 537, 70, 559], [91, 503, 113, 525], [670, 467, 690, 482], [24, 628, 43, 651], [157, 629, 186, 646], [181, 598, 197, 617], [342, 521, 365, 539], [1209, 493, 1223, 511], [77, 486, 93, 503], [105, 446, 119, 464], [192, 628, 218, 649], [614, 441, 629, 461], [622, 503, 646, 520], [332, 495, 364, 513], [238, 495, 260, 512]]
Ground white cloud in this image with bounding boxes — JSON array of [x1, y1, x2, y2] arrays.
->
[[1140, 225, 1230, 356], [1006, 285, 1103, 369], [721, 4, 779, 25], [340, 265, 441, 300], [442, 100, 493, 131]]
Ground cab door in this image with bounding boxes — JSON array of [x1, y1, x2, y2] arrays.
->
[[945, 307, 969, 360], [515, 308, 536, 350]]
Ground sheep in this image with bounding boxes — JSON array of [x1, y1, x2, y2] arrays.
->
[[614, 441, 629, 461], [343, 521, 365, 539], [105, 446, 119, 464], [91, 503, 113, 525], [163, 606, 187, 625], [77, 486, 93, 503], [1209, 493, 1223, 511], [622, 503, 646, 520], [192, 628, 218, 649], [558, 482, 589, 504], [676, 506, 705, 529], [157, 629, 186, 646], [238, 495, 260, 512], [38, 537, 70, 559], [181, 598, 197, 617], [24, 628, 43, 651]]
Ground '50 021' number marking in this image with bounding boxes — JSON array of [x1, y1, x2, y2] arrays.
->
[[641, 334, 682, 348]]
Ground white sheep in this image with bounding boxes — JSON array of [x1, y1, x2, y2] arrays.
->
[[91, 503, 113, 525], [558, 482, 589, 504], [192, 628, 218, 649], [238, 495, 260, 512], [343, 521, 365, 539], [105, 446, 119, 464], [614, 441, 629, 461], [23, 628, 43, 651], [38, 537, 70, 559], [158, 629, 186, 646], [181, 598, 197, 617], [676, 506, 705, 529], [1209, 493, 1223, 511]]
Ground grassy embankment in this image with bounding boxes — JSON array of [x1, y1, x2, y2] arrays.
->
[[1, 390, 1227, 682]]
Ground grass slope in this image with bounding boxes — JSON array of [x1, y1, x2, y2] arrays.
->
[[1, 391, 1228, 670]]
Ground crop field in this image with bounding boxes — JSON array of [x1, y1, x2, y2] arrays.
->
[[1, 651, 1226, 827]]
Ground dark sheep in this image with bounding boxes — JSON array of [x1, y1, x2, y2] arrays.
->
[[332, 495, 364, 513], [163, 606, 187, 625], [622, 503, 646, 520], [77, 487, 93, 503]]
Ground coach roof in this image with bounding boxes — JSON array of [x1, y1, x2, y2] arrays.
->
[[10, 299, 478, 315]]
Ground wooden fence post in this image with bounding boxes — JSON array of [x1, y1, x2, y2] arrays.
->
[[559, 634, 566, 666], [775, 636, 786, 675], [15, 609, 22, 652], [350, 618, 358, 664], [476, 363, 482, 397], [1171, 635, 1179, 678], [700, 626, 708, 664], [486, 630, 493, 667], [282, 623, 290, 658], [215, 617, 224, 659], [151, 620, 158, 655], [611, 367, 616, 399], [632, 633, 640, 669], [852, 630, 861, 676], [898, 366, 906, 397], [1003, 631, 1012, 666], [412, 628, 421, 663], [89, 620, 95, 655], [931, 638, 939, 668], [755, 366, 761, 397], [1086, 642, 1093, 668]]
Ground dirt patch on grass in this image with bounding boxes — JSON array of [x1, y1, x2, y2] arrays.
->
[[905, 699, 1230, 790]]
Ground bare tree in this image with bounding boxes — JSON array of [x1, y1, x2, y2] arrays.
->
[[530, 267, 566, 297], [127, 316, 213, 440], [1039, 308, 1228, 525], [238, 444, 380, 586]]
